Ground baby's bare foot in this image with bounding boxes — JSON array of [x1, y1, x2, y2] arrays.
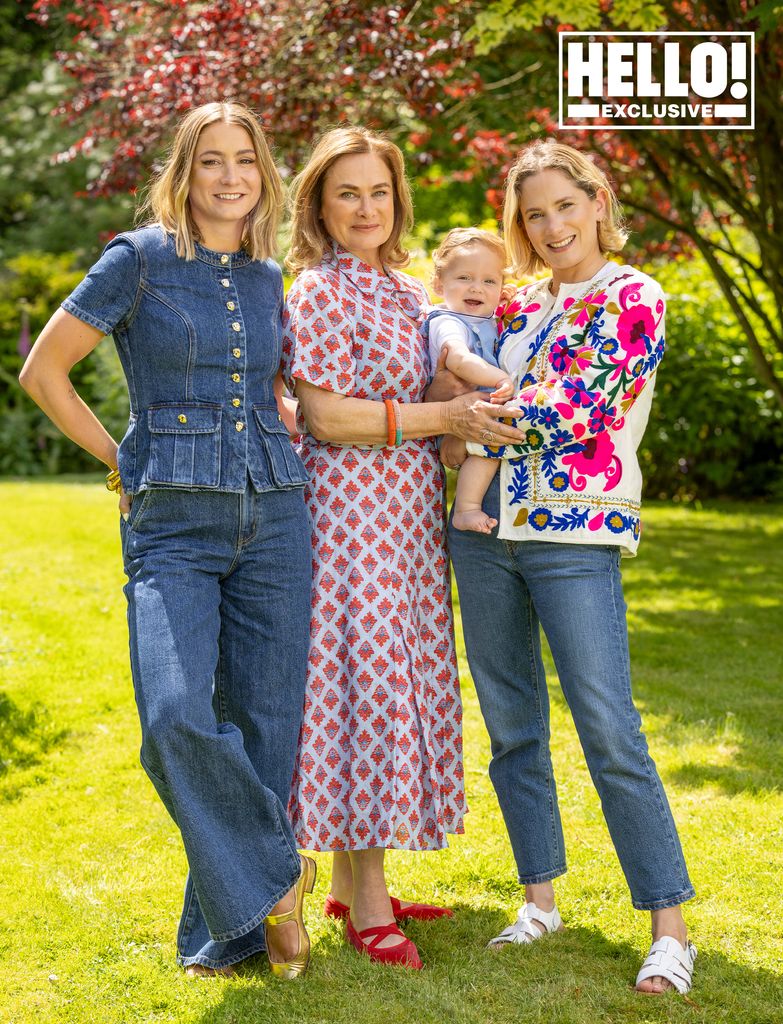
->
[[453, 509, 498, 534]]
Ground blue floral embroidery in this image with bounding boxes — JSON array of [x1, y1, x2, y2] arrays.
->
[[605, 510, 634, 534], [529, 405, 561, 431], [549, 506, 591, 531], [588, 400, 617, 433], [482, 443, 508, 460], [551, 428, 575, 447], [528, 508, 552, 530], [507, 461, 530, 504], [540, 449, 558, 481]]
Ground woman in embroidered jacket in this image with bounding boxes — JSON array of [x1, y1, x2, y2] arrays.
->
[[443, 141, 697, 995]]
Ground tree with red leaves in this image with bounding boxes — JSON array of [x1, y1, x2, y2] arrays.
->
[[30, 0, 480, 192]]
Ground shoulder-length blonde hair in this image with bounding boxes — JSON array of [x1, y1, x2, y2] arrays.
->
[[137, 101, 284, 261], [503, 141, 628, 277], [285, 126, 414, 276]]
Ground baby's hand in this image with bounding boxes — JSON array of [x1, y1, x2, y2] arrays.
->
[[490, 375, 515, 403]]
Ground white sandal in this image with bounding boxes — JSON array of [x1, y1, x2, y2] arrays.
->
[[488, 901, 563, 948], [635, 936, 697, 994]]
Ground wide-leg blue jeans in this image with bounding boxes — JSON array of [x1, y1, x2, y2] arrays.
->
[[448, 479, 693, 910], [120, 482, 311, 967]]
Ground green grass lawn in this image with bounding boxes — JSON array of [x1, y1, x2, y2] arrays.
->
[[1, 480, 781, 1024]]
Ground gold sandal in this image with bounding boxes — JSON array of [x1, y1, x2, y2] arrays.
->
[[264, 854, 317, 979]]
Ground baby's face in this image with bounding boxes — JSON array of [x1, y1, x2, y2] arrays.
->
[[434, 244, 504, 318]]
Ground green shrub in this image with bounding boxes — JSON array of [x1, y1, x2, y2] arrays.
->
[[0, 250, 128, 475], [641, 255, 783, 499]]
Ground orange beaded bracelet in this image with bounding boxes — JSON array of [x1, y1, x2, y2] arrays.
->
[[383, 399, 396, 448], [392, 399, 402, 447]]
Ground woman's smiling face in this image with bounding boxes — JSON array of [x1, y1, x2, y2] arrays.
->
[[518, 168, 607, 285], [319, 153, 395, 270], [188, 121, 262, 247]]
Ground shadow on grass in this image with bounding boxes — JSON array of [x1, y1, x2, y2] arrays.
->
[[0, 690, 67, 800], [184, 908, 781, 1024]]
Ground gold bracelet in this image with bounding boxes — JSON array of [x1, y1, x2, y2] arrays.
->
[[106, 468, 122, 494]]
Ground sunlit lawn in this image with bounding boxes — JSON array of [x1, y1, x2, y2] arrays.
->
[[1, 480, 781, 1024]]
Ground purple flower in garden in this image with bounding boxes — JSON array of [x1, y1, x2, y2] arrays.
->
[[17, 309, 31, 357]]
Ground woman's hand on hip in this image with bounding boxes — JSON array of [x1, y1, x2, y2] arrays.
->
[[443, 393, 526, 445]]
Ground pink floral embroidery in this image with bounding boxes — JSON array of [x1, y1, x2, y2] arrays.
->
[[616, 302, 656, 357], [497, 296, 542, 333], [550, 336, 595, 375], [561, 426, 623, 493], [563, 290, 609, 327], [620, 376, 646, 414]]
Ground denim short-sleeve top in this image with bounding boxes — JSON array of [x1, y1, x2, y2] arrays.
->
[[62, 225, 308, 494]]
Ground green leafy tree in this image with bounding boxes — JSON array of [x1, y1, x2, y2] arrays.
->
[[0, 2, 131, 260]]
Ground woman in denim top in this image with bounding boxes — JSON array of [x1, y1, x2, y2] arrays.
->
[[20, 103, 316, 979]]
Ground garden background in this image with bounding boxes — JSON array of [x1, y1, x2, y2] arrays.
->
[[1, 2, 781, 1022]]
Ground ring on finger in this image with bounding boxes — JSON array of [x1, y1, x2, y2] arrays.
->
[[481, 429, 496, 444]]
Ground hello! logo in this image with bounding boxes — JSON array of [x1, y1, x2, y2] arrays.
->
[[559, 32, 754, 130]]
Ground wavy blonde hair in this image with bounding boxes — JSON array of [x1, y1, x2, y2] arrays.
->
[[137, 101, 284, 261], [503, 141, 628, 277], [285, 126, 413, 276], [431, 227, 508, 287]]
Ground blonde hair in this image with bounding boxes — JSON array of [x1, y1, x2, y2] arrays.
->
[[137, 101, 284, 261], [503, 141, 628, 276], [431, 227, 507, 287], [285, 126, 413, 275]]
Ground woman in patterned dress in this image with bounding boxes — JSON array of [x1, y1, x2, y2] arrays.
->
[[282, 127, 524, 969], [442, 141, 696, 995]]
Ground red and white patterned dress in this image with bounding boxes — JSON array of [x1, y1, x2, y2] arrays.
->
[[282, 245, 465, 851]]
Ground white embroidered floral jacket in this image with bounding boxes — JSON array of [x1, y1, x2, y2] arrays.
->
[[467, 263, 665, 556]]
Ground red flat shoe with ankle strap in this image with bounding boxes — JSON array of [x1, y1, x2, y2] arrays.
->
[[325, 894, 453, 922], [346, 915, 423, 969]]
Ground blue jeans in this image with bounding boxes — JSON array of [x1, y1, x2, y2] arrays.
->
[[120, 483, 311, 967], [448, 479, 693, 911]]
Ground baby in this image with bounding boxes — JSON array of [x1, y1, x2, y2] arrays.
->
[[426, 227, 511, 534]]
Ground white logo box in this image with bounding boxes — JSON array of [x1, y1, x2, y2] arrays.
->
[[558, 31, 755, 130]]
